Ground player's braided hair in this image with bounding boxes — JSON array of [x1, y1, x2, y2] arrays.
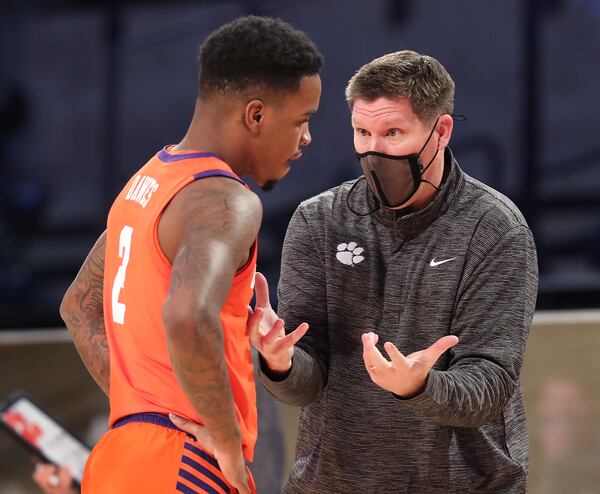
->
[[199, 16, 323, 97]]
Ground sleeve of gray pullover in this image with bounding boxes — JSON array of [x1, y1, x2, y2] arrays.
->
[[401, 225, 538, 427], [259, 206, 329, 406]]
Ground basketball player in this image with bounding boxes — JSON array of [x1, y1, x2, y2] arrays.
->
[[59, 16, 322, 494]]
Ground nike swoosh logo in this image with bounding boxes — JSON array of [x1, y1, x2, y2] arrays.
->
[[430, 257, 457, 267]]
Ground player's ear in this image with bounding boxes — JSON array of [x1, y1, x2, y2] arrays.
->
[[243, 100, 265, 135]]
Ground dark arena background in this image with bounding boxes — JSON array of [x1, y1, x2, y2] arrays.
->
[[1, 0, 599, 492]]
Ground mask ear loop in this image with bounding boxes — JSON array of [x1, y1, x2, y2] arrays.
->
[[417, 116, 444, 192], [419, 148, 441, 192], [346, 176, 381, 216], [416, 116, 441, 157], [421, 113, 463, 191]]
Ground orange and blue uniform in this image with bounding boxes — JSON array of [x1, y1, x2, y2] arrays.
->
[[82, 146, 257, 494]]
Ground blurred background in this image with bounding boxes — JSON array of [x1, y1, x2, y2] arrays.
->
[[0, 0, 598, 492]]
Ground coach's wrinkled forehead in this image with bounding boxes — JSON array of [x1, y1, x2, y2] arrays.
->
[[345, 50, 455, 126]]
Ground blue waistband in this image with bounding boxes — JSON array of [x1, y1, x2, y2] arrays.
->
[[112, 412, 192, 438]]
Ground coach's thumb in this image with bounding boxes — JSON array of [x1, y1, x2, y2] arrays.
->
[[426, 335, 459, 364]]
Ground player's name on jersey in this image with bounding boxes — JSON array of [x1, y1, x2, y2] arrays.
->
[[125, 174, 159, 208]]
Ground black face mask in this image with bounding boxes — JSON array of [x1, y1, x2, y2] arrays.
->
[[355, 119, 440, 209]]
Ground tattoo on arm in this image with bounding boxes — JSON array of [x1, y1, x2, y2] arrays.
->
[[61, 232, 110, 396], [165, 179, 261, 448]]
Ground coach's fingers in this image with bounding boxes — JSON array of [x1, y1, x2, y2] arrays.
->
[[288, 322, 309, 345], [384, 341, 407, 368], [254, 272, 271, 309], [361, 332, 389, 369], [361, 331, 379, 350], [260, 318, 286, 345], [422, 335, 459, 366], [273, 322, 309, 353], [169, 414, 215, 455], [247, 307, 264, 346]]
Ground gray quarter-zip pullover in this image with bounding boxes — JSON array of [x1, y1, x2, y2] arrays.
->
[[260, 150, 538, 493]]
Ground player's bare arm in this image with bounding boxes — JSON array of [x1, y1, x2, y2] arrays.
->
[[60, 232, 110, 396], [161, 177, 260, 480]]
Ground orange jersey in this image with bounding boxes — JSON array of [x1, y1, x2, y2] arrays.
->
[[103, 146, 258, 460]]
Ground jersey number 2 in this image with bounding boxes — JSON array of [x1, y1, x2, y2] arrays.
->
[[112, 226, 133, 324]]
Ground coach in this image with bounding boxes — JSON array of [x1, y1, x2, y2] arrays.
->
[[252, 50, 538, 493]]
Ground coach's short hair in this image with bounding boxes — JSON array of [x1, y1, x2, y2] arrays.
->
[[199, 16, 323, 97], [345, 50, 455, 124]]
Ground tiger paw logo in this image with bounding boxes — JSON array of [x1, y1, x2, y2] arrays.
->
[[336, 242, 365, 266]]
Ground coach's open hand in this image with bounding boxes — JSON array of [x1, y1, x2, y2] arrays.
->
[[248, 272, 309, 374], [362, 332, 459, 398], [169, 414, 250, 494]]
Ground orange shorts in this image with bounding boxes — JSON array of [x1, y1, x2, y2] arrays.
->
[[82, 413, 256, 494]]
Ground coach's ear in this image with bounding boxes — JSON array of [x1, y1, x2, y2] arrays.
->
[[243, 99, 265, 136], [436, 114, 454, 150], [169, 413, 215, 455]]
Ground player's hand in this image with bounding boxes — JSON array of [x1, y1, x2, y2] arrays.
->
[[32, 463, 75, 494], [169, 414, 250, 494], [213, 446, 250, 494], [248, 272, 309, 374], [361, 332, 459, 397], [169, 413, 215, 454]]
